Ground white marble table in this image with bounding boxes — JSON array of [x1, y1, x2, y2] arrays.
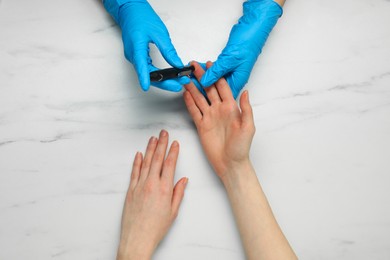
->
[[1, 0, 390, 259]]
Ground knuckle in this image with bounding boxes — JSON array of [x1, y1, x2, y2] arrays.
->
[[231, 121, 241, 130], [201, 117, 211, 127], [153, 152, 164, 162], [223, 104, 236, 114], [243, 123, 256, 135], [171, 210, 179, 219], [133, 186, 142, 196], [125, 191, 133, 201], [165, 47, 177, 57], [130, 173, 138, 181], [160, 184, 171, 196], [142, 161, 151, 171], [164, 157, 174, 168], [142, 180, 155, 194]]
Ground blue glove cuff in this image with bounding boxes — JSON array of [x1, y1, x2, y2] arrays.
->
[[103, 0, 146, 24], [247, 0, 283, 18], [233, 0, 283, 55], [243, 0, 283, 26]]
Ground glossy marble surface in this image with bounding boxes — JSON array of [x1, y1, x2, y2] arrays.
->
[[1, 0, 390, 259]]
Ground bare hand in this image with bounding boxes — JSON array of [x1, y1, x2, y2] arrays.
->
[[117, 130, 188, 260], [183, 62, 255, 180]]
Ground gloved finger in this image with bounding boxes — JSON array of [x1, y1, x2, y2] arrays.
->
[[133, 48, 151, 91], [207, 61, 234, 102], [154, 37, 184, 68], [152, 79, 184, 92], [179, 76, 191, 85], [200, 54, 236, 87], [190, 78, 207, 98], [226, 70, 250, 99]]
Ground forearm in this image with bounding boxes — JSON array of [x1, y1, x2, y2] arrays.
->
[[221, 161, 296, 260]]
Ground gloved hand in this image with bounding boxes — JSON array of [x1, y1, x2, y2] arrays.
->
[[200, 0, 283, 99], [104, 0, 190, 92]]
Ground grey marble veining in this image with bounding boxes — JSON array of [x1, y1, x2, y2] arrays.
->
[[1, 0, 390, 259]]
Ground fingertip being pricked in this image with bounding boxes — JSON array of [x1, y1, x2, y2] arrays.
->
[[192, 62, 206, 81]]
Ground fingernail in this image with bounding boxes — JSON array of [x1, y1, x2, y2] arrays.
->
[[172, 140, 179, 147], [184, 177, 188, 187], [160, 129, 167, 137], [150, 136, 157, 143]]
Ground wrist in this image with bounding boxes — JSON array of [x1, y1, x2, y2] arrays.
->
[[220, 159, 256, 188], [117, 238, 155, 260], [104, 0, 148, 24]]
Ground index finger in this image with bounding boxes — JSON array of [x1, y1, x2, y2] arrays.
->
[[133, 51, 151, 91]]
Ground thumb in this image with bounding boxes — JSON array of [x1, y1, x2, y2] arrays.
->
[[132, 47, 151, 91], [171, 177, 188, 218], [200, 54, 235, 87], [240, 90, 254, 128]]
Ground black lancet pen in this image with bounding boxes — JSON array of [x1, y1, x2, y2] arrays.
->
[[150, 66, 195, 82]]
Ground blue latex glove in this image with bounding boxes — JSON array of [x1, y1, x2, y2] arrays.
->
[[104, 0, 190, 92], [200, 0, 283, 98]]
